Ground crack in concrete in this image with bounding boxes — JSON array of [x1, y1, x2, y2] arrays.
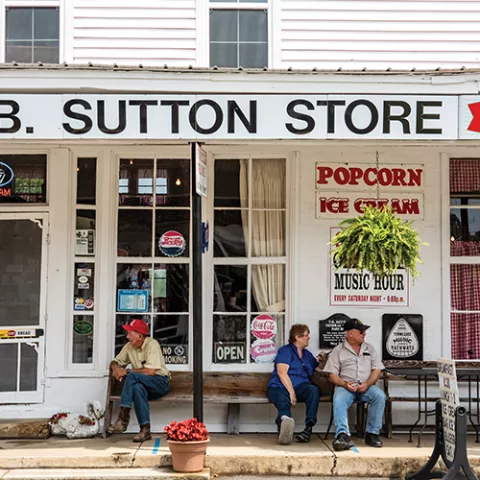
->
[[0, 469, 9, 479], [316, 432, 338, 475], [130, 442, 143, 467]]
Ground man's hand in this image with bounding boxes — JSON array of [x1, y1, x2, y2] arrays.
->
[[345, 381, 358, 393], [290, 391, 297, 406], [113, 367, 127, 381], [356, 382, 369, 393]]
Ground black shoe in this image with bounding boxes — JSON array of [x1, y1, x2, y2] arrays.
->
[[295, 425, 312, 443], [365, 432, 383, 448], [332, 432, 353, 451]]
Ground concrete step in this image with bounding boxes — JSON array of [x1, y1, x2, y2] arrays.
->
[[0, 419, 50, 439], [0, 468, 210, 480]]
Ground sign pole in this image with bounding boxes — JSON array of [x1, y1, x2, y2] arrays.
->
[[191, 142, 204, 422]]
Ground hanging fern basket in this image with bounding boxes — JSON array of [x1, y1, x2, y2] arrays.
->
[[330, 206, 427, 280]]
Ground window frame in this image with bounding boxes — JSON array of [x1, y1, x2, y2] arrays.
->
[[208, 0, 269, 69], [3, 0, 62, 64]]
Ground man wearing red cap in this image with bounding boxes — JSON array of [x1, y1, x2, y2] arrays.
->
[[107, 319, 170, 442]]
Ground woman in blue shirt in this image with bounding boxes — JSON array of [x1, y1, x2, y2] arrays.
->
[[268, 324, 320, 444]]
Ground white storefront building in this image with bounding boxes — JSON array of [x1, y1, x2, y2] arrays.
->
[[0, 0, 480, 432]]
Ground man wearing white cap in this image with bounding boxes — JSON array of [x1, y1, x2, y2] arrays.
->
[[107, 319, 170, 442]]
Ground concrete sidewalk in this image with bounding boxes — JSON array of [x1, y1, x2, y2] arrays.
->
[[1, 434, 480, 477]]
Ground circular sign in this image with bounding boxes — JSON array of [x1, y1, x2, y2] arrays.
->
[[158, 230, 186, 257], [250, 339, 277, 363], [78, 276, 88, 284], [0, 162, 14, 188], [7, 330, 15, 337], [251, 314, 277, 340], [73, 321, 93, 336], [84, 299, 94, 309], [174, 345, 185, 355]]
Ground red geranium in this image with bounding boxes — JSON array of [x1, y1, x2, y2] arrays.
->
[[49, 412, 69, 425], [164, 418, 209, 442]]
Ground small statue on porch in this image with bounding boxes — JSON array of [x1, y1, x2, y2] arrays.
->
[[49, 400, 104, 439]]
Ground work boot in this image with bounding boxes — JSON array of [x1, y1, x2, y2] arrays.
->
[[107, 407, 130, 434], [365, 432, 383, 448], [133, 424, 152, 443], [295, 425, 313, 443], [332, 432, 354, 451], [278, 415, 295, 445]]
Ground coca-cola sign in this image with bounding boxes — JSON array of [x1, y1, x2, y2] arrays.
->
[[251, 314, 277, 340]]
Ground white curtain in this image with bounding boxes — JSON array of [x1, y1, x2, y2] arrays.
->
[[240, 159, 286, 312]]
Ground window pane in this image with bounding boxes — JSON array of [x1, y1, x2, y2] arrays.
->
[[6, 8, 32, 40], [33, 8, 59, 39], [213, 315, 247, 364], [33, 40, 59, 63], [214, 159, 246, 207], [214, 210, 247, 257], [156, 159, 190, 207], [0, 155, 47, 203], [213, 265, 248, 312], [20, 342, 38, 390], [117, 264, 152, 312], [119, 159, 154, 206], [210, 10, 237, 42], [210, 43, 238, 68], [450, 198, 480, 206], [77, 158, 97, 205], [450, 209, 480, 256], [252, 159, 285, 208], [239, 10, 267, 42], [0, 344, 18, 392], [239, 43, 267, 69], [153, 264, 189, 313], [6, 42, 32, 63], [72, 315, 94, 364], [450, 158, 480, 195], [155, 210, 190, 258], [76, 210, 96, 256], [251, 211, 285, 257], [115, 314, 151, 356], [250, 313, 283, 364], [451, 313, 480, 360], [450, 265, 480, 312], [153, 314, 189, 365], [251, 264, 285, 312], [74, 263, 95, 311], [118, 210, 153, 257]]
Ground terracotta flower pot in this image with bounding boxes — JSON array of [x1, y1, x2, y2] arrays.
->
[[167, 439, 209, 473]]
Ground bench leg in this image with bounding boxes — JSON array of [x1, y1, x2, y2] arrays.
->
[[102, 400, 114, 438], [384, 397, 393, 439], [324, 404, 334, 440], [227, 404, 240, 435]]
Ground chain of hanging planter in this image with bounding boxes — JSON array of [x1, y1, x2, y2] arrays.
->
[[330, 151, 427, 280]]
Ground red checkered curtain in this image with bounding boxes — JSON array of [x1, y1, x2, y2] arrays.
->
[[451, 313, 480, 359], [450, 158, 480, 194]]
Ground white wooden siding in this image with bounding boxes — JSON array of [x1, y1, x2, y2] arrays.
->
[[72, 0, 196, 66], [279, 0, 480, 70]]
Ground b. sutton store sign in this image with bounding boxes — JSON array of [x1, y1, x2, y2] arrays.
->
[[329, 228, 409, 307]]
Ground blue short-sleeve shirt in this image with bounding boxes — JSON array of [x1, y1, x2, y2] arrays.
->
[[268, 344, 319, 389]]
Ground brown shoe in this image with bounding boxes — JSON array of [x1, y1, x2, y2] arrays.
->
[[133, 424, 152, 443], [107, 407, 130, 434]]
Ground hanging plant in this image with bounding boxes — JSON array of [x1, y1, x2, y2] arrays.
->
[[330, 206, 427, 279]]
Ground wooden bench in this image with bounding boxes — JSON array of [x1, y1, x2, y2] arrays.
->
[[103, 370, 333, 437]]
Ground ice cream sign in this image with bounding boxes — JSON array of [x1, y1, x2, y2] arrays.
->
[[250, 315, 278, 363]]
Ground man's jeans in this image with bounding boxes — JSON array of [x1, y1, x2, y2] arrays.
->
[[120, 372, 170, 426], [267, 383, 320, 427], [333, 385, 386, 436]]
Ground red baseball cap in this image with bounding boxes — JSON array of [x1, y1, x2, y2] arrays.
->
[[123, 319, 149, 336]]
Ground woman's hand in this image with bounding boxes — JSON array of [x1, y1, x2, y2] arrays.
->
[[290, 391, 297, 406]]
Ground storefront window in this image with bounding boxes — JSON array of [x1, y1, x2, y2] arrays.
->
[[212, 158, 286, 365], [450, 158, 480, 359], [116, 158, 190, 365], [71, 158, 97, 364], [0, 154, 47, 204]]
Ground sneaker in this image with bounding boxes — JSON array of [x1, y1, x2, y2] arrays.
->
[[278, 416, 295, 445], [332, 432, 353, 451], [365, 432, 383, 448], [295, 425, 312, 443]]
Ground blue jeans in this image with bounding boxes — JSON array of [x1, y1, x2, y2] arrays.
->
[[333, 385, 386, 436], [267, 383, 320, 427], [120, 372, 170, 426]]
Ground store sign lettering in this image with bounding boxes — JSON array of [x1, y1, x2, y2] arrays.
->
[[0, 95, 459, 140]]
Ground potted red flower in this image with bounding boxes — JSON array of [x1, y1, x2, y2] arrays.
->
[[164, 418, 209, 472]]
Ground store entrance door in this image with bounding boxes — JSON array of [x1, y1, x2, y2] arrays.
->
[[0, 213, 48, 403]]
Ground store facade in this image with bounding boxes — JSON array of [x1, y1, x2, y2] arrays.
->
[[0, 67, 479, 431]]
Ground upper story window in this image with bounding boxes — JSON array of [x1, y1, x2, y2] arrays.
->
[[5, 7, 59, 63], [209, 0, 268, 69]]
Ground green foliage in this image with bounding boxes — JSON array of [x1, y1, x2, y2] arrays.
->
[[330, 206, 427, 279]]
